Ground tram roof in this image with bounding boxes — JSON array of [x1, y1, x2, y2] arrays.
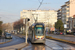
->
[[32, 23, 44, 26], [29, 23, 44, 29]]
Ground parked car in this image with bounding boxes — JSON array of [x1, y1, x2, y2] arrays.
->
[[54, 31, 57, 34], [56, 32, 60, 35], [74, 32, 75, 36], [60, 32, 62, 35], [5, 33, 12, 39]]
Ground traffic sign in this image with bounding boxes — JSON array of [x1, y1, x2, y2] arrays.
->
[[64, 24, 67, 28]]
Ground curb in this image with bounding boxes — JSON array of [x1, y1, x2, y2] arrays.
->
[[16, 37, 29, 50], [12, 34, 29, 50], [0, 40, 12, 44], [46, 36, 75, 45], [48, 34, 75, 37], [17, 44, 29, 50]]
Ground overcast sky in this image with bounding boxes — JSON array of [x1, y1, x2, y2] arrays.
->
[[0, 0, 69, 23]]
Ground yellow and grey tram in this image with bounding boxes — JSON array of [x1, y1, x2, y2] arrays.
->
[[28, 23, 45, 44]]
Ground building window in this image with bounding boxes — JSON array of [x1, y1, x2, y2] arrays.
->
[[58, 14, 61, 15], [58, 17, 61, 18], [66, 10, 69, 12], [23, 12, 26, 13], [67, 21, 69, 23], [74, 25, 75, 27], [23, 15, 26, 17], [67, 13, 69, 16], [67, 6, 69, 8], [67, 25, 69, 27]]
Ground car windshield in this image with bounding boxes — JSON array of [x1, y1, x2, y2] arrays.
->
[[7, 34, 11, 36], [35, 27, 44, 36]]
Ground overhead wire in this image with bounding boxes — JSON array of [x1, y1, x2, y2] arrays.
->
[[37, 0, 44, 10], [0, 15, 20, 21], [38, 0, 40, 3], [0, 15, 14, 20]]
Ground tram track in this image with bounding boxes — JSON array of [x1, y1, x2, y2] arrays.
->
[[45, 39, 74, 50], [21, 39, 74, 50], [46, 39, 65, 50], [45, 43, 65, 50], [22, 41, 53, 50], [22, 43, 72, 50], [22, 44, 53, 50], [45, 44, 53, 50]]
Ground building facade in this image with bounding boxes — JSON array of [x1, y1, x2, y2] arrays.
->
[[61, 1, 70, 24], [57, 0, 75, 31], [2, 23, 14, 33], [20, 10, 57, 28], [66, 17, 75, 32], [57, 9, 62, 20], [70, 0, 75, 17]]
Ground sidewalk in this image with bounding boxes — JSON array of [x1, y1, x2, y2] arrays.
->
[[46, 34, 75, 42], [0, 43, 27, 50]]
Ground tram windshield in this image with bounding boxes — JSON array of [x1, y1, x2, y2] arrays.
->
[[35, 27, 44, 36]]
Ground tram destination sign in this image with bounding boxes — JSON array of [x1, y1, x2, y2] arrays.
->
[[36, 25, 43, 27]]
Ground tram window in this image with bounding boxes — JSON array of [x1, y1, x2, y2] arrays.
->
[[32, 31, 33, 36], [35, 27, 44, 36]]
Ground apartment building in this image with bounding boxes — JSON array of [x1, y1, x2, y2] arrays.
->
[[61, 1, 70, 24], [57, 0, 75, 31], [72, 17, 75, 32], [57, 9, 62, 20], [20, 10, 57, 28], [66, 17, 72, 30], [70, 0, 75, 17], [66, 16, 75, 32]]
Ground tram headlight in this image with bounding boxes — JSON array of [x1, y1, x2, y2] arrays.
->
[[35, 36, 44, 39], [40, 36, 44, 38], [35, 36, 38, 39], [41, 36, 44, 39], [35, 36, 36, 38]]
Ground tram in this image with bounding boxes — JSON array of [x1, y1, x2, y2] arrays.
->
[[28, 23, 45, 44]]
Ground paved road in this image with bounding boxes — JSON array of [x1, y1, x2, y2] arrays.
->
[[0, 37, 11, 43], [1, 34, 74, 50], [46, 34, 75, 42], [22, 39, 75, 50], [0, 35, 25, 48], [12, 34, 75, 50]]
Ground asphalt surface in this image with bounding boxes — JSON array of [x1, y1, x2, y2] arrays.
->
[[0, 35, 25, 48], [22, 39, 75, 50], [0, 37, 11, 43], [46, 34, 75, 42], [0, 34, 75, 50]]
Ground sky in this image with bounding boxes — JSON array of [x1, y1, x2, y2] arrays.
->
[[0, 0, 69, 23]]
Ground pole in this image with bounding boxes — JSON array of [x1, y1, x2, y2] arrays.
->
[[64, 24, 67, 35], [32, 14, 38, 23], [23, 18, 28, 44], [64, 28, 66, 35], [25, 19, 28, 44]]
